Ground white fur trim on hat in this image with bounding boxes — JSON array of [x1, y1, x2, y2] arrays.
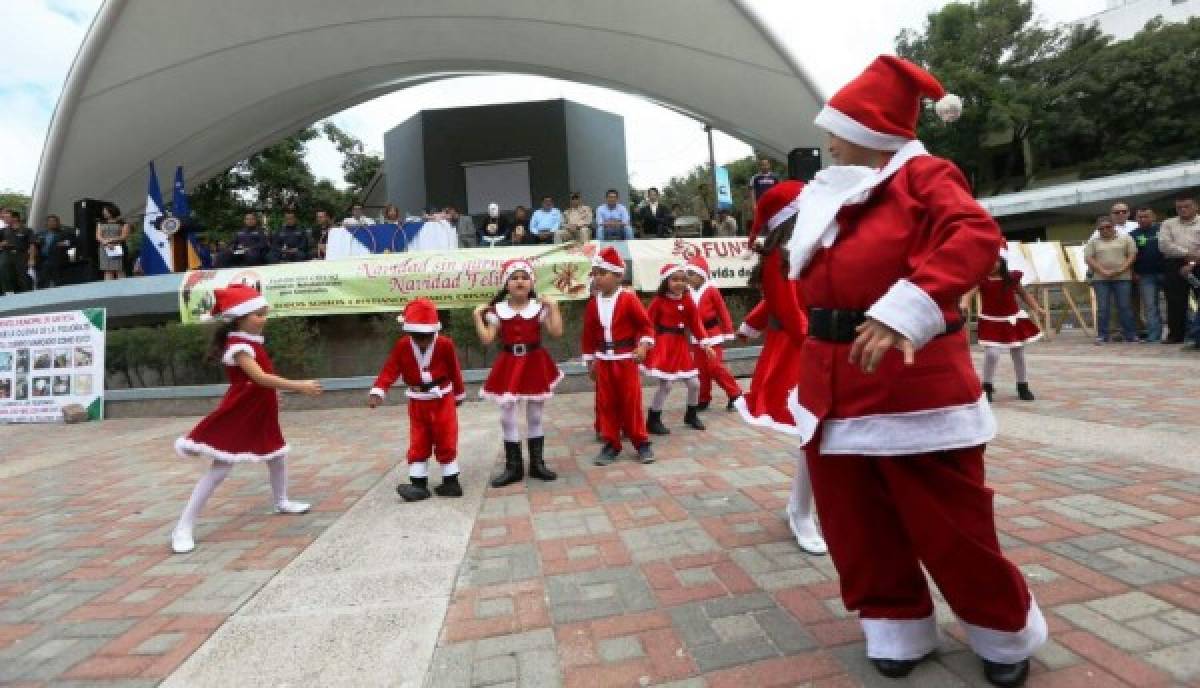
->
[[768, 198, 802, 232], [935, 94, 963, 123], [501, 260, 535, 285], [591, 255, 624, 274], [220, 295, 268, 320], [815, 105, 911, 152], [402, 321, 441, 333]]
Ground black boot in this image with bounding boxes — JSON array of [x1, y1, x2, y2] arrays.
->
[[527, 437, 556, 481], [1016, 383, 1035, 401], [982, 382, 994, 403], [871, 652, 933, 679], [396, 476, 432, 502], [490, 442, 524, 488], [684, 405, 706, 430], [646, 409, 671, 435], [434, 472, 463, 497], [982, 658, 1029, 687], [636, 442, 655, 464]]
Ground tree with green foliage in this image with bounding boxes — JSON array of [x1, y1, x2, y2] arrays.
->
[[322, 121, 383, 196], [0, 190, 30, 215]]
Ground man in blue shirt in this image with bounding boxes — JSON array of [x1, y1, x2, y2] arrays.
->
[[1130, 207, 1166, 342], [595, 189, 633, 241], [749, 158, 780, 201], [529, 196, 561, 244]]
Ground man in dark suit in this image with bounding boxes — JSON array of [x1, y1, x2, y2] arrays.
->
[[637, 187, 672, 238]]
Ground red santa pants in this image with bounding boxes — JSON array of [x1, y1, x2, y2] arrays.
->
[[593, 358, 648, 449], [805, 443, 1045, 663], [695, 345, 742, 405], [407, 396, 458, 464]]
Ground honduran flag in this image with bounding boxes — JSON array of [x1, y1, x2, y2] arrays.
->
[[173, 166, 211, 269], [140, 162, 172, 275]]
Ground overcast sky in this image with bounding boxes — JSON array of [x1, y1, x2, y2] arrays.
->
[[1, 0, 1105, 197]]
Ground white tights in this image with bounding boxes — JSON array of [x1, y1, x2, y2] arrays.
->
[[982, 346, 1028, 384], [173, 458, 289, 536], [650, 377, 699, 411], [499, 400, 545, 442]]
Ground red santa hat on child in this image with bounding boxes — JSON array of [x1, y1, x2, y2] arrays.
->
[[813, 55, 962, 152], [210, 285, 268, 321], [591, 246, 625, 274], [684, 255, 710, 280], [749, 180, 805, 246], [397, 297, 441, 333], [500, 258, 535, 285], [658, 261, 687, 286]]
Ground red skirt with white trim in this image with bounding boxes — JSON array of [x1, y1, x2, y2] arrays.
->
[[481, 348, 564, 403], [735, 328, 809, 435], [640, 332, 698, 379], [176, 383, 288, 462], [977, 313, 1042, 348]]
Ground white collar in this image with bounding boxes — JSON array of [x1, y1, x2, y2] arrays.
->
[[229, 331, 264, 344], [787, 140, 929, 278], [494, 299, 542, 319], [409, 337, 436, 383], [690, 282, 711, 300]]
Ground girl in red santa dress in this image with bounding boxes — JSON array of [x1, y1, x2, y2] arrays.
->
[[641, 262, 714, 434], [733, 181, 827, 556], [171, 286, 322, 554], [684, 256, 743, 412], [962, 252, 1045, 402], [782, 56, 1046, 686], [473, 258, 564, 487]]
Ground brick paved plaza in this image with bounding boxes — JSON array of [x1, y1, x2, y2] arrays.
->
[[1, 334, 1198, 687]]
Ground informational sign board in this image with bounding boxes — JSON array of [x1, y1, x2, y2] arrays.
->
[[0, 308, 106, 423]]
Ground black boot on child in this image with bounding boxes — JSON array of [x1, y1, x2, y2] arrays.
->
[[397, 476, 432, 502], [1016, 383, 1035, 401], [490, 442, 524, 488], [684, 405, 706, 430], [527, 437, 556, 481], [434, 473, 463, 497], [646, 410, 671, 435]]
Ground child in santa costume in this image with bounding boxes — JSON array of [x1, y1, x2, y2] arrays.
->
[[962, 252, 1045, 402], [734, 181, 827, 556], [472, 258, 564, 487], [369, 298, 466, 501], [783, 56, 1046, 686], [582, 246, 656, 464], [171, 286, 322, 554], [684, 256, 742, 412], [641, 262, 714, 434]]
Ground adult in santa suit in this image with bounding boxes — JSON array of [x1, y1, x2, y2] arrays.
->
[[785, 56, 1046, 686]]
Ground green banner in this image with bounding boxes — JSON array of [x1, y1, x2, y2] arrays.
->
[[178, 244, 593, 323]]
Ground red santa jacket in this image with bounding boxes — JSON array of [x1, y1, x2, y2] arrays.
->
[[794, 155, 1002, 456], [580, 288, 655, 362], [369, 335, 466, 401], [690, 283, 735, 346], [738, 248, 809, 345], [646, 291, 708, 341]]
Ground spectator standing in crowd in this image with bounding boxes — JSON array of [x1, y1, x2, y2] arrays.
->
[[713, 207, 737, 237], [350, 203, 374, 226], [557, 193, 592, 243], [271, 210, 310, 263], [445, 206, 475, 248], [749, 157, 780, 201], [0, 210, 37, 294], [693, 184, 715, 237], [479, 203, 511, 248], [221, 212, 271, 267], [510, 206, 533, 245], [1159, 196, 1200, 344], [637, 187, 672, 238], [1085, 215, 1138, 344], [95, 204, 130, 281], [1130, 207, 1165, 342], [35, 214, 74, 288], [596, 189, 633, 241], [1087, 201, 1138, 241], [529, 196, 561, 244], [313, 209, 333, 259], [382, 205, 402, 224]]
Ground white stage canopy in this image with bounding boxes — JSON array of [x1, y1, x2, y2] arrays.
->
[[31, 0, 827, 221]]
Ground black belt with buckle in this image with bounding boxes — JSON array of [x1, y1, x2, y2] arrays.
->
[[807, 308, 963, 343], [416, 376, 449, 392], [503, 342, 542, 356], [655, 324, 686, 335], [596, 338, 636, 353]]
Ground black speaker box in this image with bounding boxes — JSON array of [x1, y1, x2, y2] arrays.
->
[[788, 147, 822, 182]]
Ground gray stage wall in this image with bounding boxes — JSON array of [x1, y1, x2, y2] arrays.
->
[[383, 99, 628, 218]]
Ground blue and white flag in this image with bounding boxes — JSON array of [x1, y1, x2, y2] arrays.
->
[[173, 166, 211, 269], [140, 162, 172, 275], [715, 166, 734, 210]]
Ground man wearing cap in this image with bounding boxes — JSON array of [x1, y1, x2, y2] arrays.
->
[[783, 56, 1045, 686]]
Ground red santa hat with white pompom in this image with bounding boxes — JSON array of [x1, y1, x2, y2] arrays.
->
[[814, 55, 961, 152], [207, 285, 267, 321], [396, 297, 441, 332]]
